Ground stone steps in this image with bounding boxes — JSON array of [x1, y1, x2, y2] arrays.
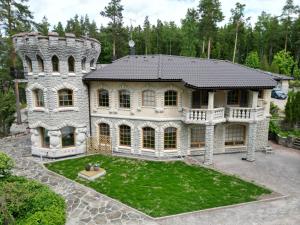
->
[[293, 138, 300, 149], [263, 146, 274, 154]]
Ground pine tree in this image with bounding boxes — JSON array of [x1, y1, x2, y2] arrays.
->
[[100, 0, 124, 60], [245, 51, 260, 68], [198, 0, 224, 59], [36, 16, 50, 35], [143, 16, 151, 55], [53, 22, 65, 36]]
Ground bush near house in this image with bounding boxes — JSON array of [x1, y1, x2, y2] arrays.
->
[[0, 153, 66, 225]]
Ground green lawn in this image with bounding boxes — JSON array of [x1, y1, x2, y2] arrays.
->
[[45, 155, 271, 217]]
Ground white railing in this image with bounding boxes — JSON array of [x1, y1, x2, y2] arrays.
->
[[184, 108, 225, 123], [226, 107, 264, 121]]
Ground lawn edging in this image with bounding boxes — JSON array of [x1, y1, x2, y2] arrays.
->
[[154, 194, 289, 221], [39, 162, 154, 220]]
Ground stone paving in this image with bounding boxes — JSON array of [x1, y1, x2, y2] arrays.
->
[[2, 135, 300, 225], [0, 135, 157, 225], [158, 143, 300, 225]]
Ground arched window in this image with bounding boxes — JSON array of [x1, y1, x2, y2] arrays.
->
[[164, 90, 177, 106], [164, 127, 177, 149], [39, 127, 50, 148], [61, 126, 75, 147], [119, 90, 130, 108], [119, 125, 131, 147], [25, 55, 32, 73], [36, 55, 44, 73], [58, 89, 73, 107], [225, 125, 246, 146], [81, 57, 86, 71], [52, 55, 59, 72], [98, 89, 109, 107], [34, 89, 44, 107], [142, 90, 155, 107], [90, 59, 95, 68], [143, 127, 155, 149], [68, 56, 75, 73]]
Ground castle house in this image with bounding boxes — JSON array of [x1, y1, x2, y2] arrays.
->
[[13, 32, 276, 164]]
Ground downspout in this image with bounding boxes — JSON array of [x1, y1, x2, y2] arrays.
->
[[86, 81, 92, 136]]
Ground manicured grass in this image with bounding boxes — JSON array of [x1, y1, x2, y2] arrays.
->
[[45, 155, 271, 217]]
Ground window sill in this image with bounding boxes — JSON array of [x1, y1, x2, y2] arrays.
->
[[38, 72, 45, 76], [141, 148, 155, 152], [190, 148, 205, 151], [225, 145, 246, 148], [53, 107, 79, 112], [32, 107, 48, 113], [82, 70, 87, 74], [163, 149, 178, 152], [28, 72, 33, 76], [68, 72, 76, 76], [52, 72, 60, 76], [90, 67, 96, 70]]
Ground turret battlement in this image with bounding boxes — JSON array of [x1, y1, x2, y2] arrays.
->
[[13, 32, 101, 76]]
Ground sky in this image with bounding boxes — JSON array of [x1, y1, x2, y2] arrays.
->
[[29, 0, 299, 28]]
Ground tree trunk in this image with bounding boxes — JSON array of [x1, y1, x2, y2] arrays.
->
[[284, 32, 288, 52], [202, 40, 205, 54], [233, 23, 239, 63], [207, 37, 211, 59], [112, 37, 116, 60]]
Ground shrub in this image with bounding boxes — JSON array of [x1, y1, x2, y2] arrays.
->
[[270, 102, 280, 118], [0, 176, 66, 225], [0, 152, 14, 177], [285, 91, 300, 124]]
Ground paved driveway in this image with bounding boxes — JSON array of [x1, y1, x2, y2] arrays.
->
[[1, 135, 300, 225], [157, 143, 300, 225]]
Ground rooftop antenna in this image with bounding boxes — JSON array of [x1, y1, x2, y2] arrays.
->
[[125, 17, 136, 55]]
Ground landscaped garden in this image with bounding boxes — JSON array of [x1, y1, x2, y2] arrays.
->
[[46, 154, 271, 217], [0, 152, 66, 225]]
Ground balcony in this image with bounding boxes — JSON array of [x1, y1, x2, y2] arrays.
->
[[225, 107, 265, 122], [183, 108, 225, 124]]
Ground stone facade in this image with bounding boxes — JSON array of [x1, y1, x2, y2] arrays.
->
[[13, 32, 100, 158]]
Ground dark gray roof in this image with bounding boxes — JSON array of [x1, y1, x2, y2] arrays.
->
[[262, 71, 294, 81], [84, 55, 277, 89]]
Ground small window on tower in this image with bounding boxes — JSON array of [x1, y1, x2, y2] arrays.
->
[[36, 55, 44, 73], [52, 55, 59, 73], [81, 57, 86, 71], [90, 59, 95, 68], [25, 55, 32, 73], [68, 56, 75, 73]]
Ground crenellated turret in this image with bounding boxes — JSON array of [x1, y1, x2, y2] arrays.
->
[[13, 32, 101, 78], [13, 32, 101, 158]]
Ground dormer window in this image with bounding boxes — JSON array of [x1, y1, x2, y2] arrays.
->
[[52, 55, 59, 73], [37, 55, 44, 73], [68, 56, 75, 73], [90, 59, 95, 68], [25, 55, 32, 73], [81, 57, 86, 71]]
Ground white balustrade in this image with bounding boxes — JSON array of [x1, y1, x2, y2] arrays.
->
[[184, 108, 225, 123], [226, 107, 264, 121]]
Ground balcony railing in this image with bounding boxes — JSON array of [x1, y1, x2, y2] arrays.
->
[[183, 108, 225, 124], [226, 106, 264, 122]]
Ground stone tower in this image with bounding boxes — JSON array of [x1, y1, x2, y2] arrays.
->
[[13, 32, 101, 158]]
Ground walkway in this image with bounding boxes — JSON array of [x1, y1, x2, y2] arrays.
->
[[0, 135, 157, 225]]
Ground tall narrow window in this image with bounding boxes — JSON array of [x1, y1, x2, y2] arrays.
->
[[119, 125, 131, 147], [81, 57, 86, 71], [61, 126, 75, 147], [39, 127, 50, 148], [34, 89, 44, 107], [143, 127, 155, 149], [98, 89, 109, 107], [58, 89, 73, 107], [142, 90, 155, 107], [37, 55, 44, 73], [52, 55, 59, 72], [164, 127, 177, 149], [90, 59, 95, 68], [25, 55, 32, 73], [225, 125, 245, 146], [190, 126, 205, 148], [164, 90, 177, 106], [119, 90, 130, 108], [68, 56, 75, 73]]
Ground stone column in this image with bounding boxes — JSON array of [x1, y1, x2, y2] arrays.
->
[[76, 127, 87, 153], [204, 124, 214, 165], [251, 91, 259, 108], [49, 130, 62, 150], [208, 91, 215, 109], [246, 122, 257, 161]]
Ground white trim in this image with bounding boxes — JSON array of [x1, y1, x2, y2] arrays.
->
[[26, 83, 48, 112], [52, 82, 78, 112], [161, 122, 181, 154], [91, 113, 183, 121], [94, 118, 113, 139]]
